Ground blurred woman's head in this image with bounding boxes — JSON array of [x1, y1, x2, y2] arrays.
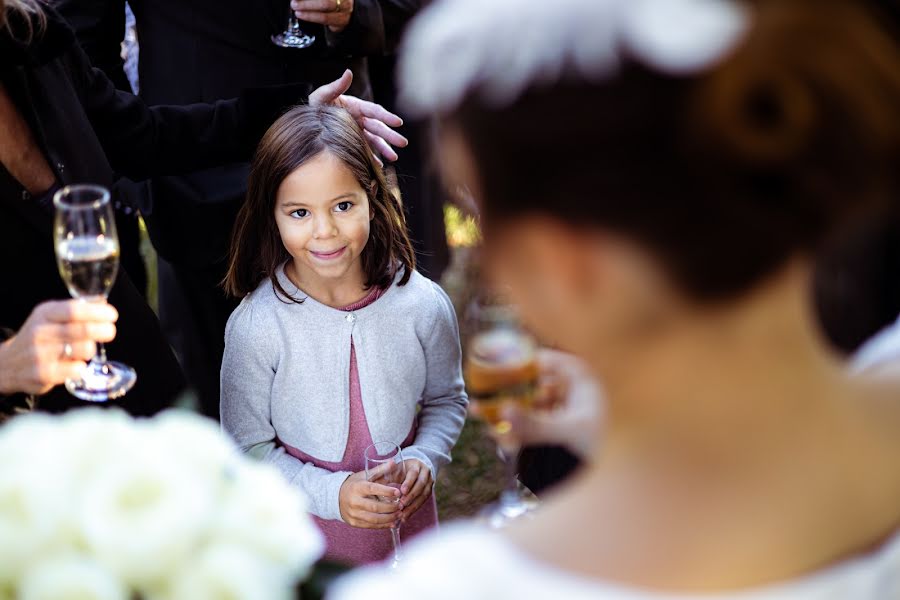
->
[[0, 0, 45, 42], [401, 0, 900, 364]]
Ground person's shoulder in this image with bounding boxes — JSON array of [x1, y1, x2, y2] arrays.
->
[[224, 279, 282, 340], [330, 524, 510, 600], [392, 269, 455, 317]]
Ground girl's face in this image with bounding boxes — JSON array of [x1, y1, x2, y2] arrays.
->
[[274, 150, 371, 288]]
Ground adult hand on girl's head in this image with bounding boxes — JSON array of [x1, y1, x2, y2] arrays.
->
[[0, 300, 117, 395], [339, 471, 402, 529], [309, 70, 409, 163], [398, 459, 433, 523]]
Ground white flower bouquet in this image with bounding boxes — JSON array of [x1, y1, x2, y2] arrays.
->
[[0, 409, 324, 600]]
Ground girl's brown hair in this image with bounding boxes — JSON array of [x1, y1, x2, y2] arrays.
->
[[224, 105, 415, 300]]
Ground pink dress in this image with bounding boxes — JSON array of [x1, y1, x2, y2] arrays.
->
[[281, 287, 439, 566]]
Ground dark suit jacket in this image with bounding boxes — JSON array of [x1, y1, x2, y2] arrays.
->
[[55, 0, 425, 267], [0, 6, 309, 414]]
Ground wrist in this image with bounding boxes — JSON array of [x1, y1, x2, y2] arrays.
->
[[0, 336, 20, 395]]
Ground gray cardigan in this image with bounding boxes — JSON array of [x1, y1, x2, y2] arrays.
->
[[220, 265, 468, 521]]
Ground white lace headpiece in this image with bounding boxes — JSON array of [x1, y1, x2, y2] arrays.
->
[[398, 0, 750, 116]]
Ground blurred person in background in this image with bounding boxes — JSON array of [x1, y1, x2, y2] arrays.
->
[[54, 0, 427, 419], [0, 0, 405, 418], [334, 0, 900, 597]]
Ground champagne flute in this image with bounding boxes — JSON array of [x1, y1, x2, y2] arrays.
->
[[53, 184, 137, 402], [464, 295, 540, 527], [364, 441, 406, 569], [272, 5, 315, 48]]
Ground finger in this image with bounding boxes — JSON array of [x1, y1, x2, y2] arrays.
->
[[354, 495, 401, 515], [341, 96, 403, 127], [293, 11, 346, 26], [64, 340, 98, 362], [364, 131, 399, 163], [351, 504, 400, 523], [55, 360, 88, 384], [400, 465, 419, 496], [402, 466, 431, 505], [291, 0, 333, 10], [361, 481, 401, 499], [347, 513, 399, 529], [38, 300, 118, 324], [401, 487, 432, 521], [45, 322, 116, 343], [361, 117, 408, 149], [309, 70, 353, 107]]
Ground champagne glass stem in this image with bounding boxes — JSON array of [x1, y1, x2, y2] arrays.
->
[[390, 527, 402, 564], [288, 15, 301, 32], [96, 341, 109, 366], [499, 444, 522, 508]]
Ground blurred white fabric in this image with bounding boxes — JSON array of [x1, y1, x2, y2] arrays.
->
[[851, 315, 900, 374], [398, 0, 748, 116]]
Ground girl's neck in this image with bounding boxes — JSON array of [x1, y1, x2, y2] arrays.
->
[[286, 259, 370, 309]]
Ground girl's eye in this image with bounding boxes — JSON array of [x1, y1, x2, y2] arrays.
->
[[335, 201, 353, 212], [290, 209, 309, 219]]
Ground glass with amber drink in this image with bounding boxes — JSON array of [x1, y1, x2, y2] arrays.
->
[[464, 299, 540, 526]]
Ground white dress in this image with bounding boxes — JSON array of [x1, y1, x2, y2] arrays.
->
[[330, 523, 900, 600], [852, 314, 900, 374]]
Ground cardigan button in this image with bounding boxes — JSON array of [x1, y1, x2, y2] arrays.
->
[[346, 313, 357, 323]]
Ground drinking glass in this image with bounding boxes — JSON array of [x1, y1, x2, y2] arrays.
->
[[53, 184, 137, 401], [364, 441, 406, 569], [464, 295, 540, 527], [272, 5, 315, 48]]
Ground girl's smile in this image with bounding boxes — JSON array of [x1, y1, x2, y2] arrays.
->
[[274, 150, 372, 306]]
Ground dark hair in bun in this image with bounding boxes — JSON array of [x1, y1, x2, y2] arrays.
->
[[449, 0, 900, 301]]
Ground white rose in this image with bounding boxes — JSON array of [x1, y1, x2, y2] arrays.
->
[[0, 453, 73, 584], [78, 427, 216, 588], [18, 555, 127, 600], [147, 410, 238, 484], [216, 464, 323, 577], [159, 543, 294, 600]]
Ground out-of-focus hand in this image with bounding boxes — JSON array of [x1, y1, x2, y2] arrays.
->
[[309, 69, 408, 163], [470, 349, 604, 460], [397, 459, 433, 523], [339, 470, 402, 529], [0, 300, 118, 395], [292, 0, 354, 33]]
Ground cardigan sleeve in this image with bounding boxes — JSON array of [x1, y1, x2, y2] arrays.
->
[[402, 281, 469, 478], [220, 300, 352, 522], [63, 29, 311, 181]]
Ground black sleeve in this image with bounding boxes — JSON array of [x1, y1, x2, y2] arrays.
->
[[325, 0, 429, 56], [52, 0, 132, 92], [63, 35, 312, 181]]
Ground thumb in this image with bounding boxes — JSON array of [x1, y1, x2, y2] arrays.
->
[[310, 69, 353, 106]]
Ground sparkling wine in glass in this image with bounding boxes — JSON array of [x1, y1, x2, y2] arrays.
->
[[53, 184, 137, 402], [464, 298, 540, 527], [364, 441, 406, 569], [272, 5, 315, 48]]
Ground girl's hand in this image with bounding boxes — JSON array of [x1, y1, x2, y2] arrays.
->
[[339, 471, 402, 529], [0, 300, 118, 395], [398, 459, 433, 522]]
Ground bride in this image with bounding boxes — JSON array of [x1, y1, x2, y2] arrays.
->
[[334, 0, 900, 597]]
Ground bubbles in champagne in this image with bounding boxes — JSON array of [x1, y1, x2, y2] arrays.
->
[[56, 236, 120, 299]]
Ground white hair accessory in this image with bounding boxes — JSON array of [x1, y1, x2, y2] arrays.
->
[[398, 0, 749, 116]]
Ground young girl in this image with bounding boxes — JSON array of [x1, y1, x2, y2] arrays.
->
[[220, 105, 468, 565]]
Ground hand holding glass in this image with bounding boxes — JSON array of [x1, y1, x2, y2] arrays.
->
[[53, 184, 136, 401], [464, 299, 540, 527], [272, 4, 315, 48]]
